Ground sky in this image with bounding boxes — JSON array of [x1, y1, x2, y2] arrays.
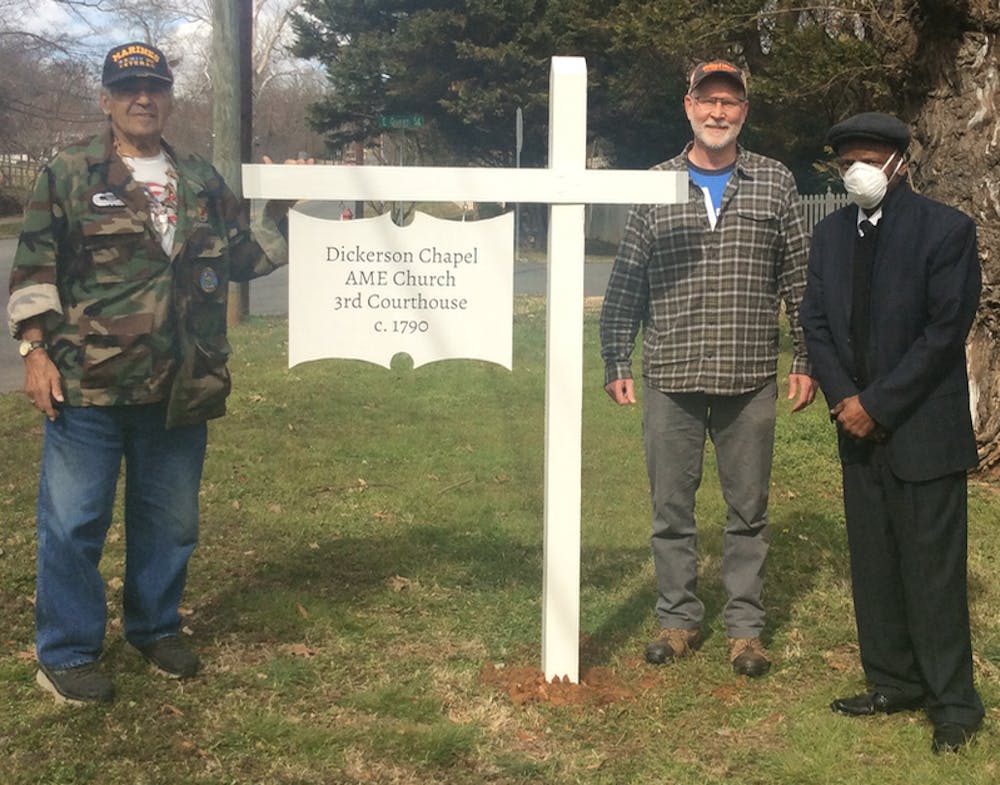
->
[[25, 1, 311, 96], [25, 1, 211, 91], [29, 1, 120, 53]]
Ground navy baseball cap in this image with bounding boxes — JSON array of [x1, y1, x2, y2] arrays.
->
[[102, 42, 173, 87]]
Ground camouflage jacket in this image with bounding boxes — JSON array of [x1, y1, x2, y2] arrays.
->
[[7, 129, 287, 428]]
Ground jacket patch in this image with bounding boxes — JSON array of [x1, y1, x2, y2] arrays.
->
[[199, 266, 220, 293], [92, 192, 127, 208]]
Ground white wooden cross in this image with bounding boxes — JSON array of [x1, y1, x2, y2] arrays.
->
[[243, 57, 686, 682]]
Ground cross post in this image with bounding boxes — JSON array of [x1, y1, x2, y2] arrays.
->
[[243, 57, 686, 682]]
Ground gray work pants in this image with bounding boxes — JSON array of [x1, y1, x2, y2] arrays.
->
[[642, 380, 777, 638]]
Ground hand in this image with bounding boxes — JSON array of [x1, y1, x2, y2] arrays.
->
[[787, 373, 817, 412], [831, 395, 875, 439], [260, 155, 315, 217], [24, 350, 63, 421], [605, 378, 636, 406]]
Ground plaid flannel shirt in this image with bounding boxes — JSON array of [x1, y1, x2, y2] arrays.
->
[[600, 144, 811, 394]]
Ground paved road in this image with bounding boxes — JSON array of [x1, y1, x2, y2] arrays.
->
[[0, 236, 612, 393], [0, 238, 22, 394]]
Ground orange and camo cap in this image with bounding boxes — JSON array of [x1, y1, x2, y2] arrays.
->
[[688, 60, 747, 94]]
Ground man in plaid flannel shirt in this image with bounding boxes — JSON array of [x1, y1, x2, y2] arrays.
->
[[600, 60, 816, 677]]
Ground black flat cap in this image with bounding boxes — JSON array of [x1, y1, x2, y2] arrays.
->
[[826, 112, 910, 152]]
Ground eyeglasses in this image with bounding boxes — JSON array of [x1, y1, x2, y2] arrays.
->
[[690, 96, 746, 112]]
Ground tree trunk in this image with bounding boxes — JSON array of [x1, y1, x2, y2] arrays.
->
[[909, 23, 1000, 471], [212, 0, 251, 326]]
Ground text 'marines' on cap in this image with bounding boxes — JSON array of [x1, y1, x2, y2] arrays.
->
[[102, 42, 173, 88], [688, 60, 748, 95], [825, 112, 910, 153]]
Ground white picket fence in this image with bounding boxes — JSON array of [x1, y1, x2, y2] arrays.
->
[[800, 189, 850, 228], [586, 189, 849, 248]]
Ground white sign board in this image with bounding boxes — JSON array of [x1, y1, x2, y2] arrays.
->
[[243, 57, 687, 683], [288, 210, 513, 369]]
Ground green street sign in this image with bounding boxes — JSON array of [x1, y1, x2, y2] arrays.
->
[[378, 114, 425, 129]]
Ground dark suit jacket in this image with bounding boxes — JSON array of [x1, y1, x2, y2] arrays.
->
[[799, 182, 981, 482]]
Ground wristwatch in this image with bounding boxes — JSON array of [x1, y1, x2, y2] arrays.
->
[[18, 339, 46, 357]]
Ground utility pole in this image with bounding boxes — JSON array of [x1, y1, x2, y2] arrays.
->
[[353, 139, 365, 219], [212, 0, 253, 325], [238, 0, 253, 318], [515, 106, 523, 260]]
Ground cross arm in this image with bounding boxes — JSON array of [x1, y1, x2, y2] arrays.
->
[[242, 164, 686, 206]]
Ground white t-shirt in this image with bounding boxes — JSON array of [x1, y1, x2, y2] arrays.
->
[[121, 151, 177, 254]]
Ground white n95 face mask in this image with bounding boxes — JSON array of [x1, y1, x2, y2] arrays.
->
[[842, 154, 903, 210]]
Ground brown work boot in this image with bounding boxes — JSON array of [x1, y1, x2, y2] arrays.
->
[[728, 637, 770, 677], [644, 627, 703, 664]]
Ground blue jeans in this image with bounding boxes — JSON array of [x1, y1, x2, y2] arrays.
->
[[35, 403, 207, 669], [643, 381, 777, 638]]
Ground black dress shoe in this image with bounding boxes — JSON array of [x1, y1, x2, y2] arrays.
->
[[830, 691, 924, 716], [932, 722, 978, 754]]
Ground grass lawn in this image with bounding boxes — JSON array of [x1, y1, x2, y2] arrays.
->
[[1, 300, 998, 784]]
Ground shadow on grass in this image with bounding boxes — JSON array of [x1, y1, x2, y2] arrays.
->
[[196, 520, 661, 667], [196, 522, 544, 647], [579, 507, 849, 663], [763, 506, 852, 639], [194, 503, 852, 672]]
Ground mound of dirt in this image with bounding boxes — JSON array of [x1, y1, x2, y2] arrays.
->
[[479, 663, 637, 707]]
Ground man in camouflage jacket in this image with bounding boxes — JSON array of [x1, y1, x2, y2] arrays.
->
[[7, 41, 293, 704]]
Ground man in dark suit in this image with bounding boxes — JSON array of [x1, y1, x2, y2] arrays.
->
[[799, 112, 984, 753]]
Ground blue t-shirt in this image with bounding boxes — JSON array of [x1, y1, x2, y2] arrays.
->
[[688, 161, 735, 227]]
